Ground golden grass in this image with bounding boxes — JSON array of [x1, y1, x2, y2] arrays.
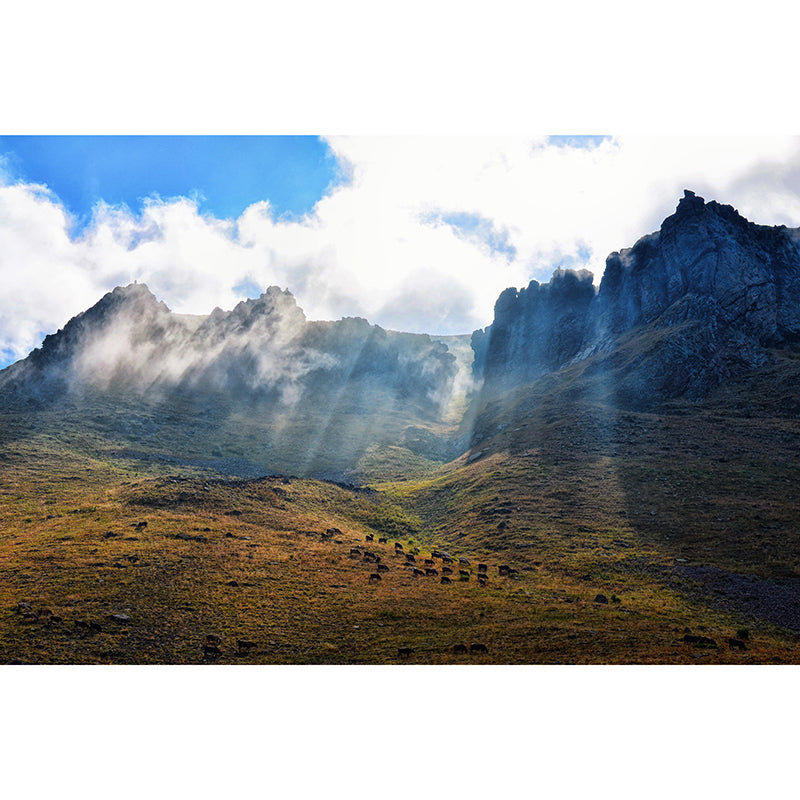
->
[[3, 353, 800, 665]]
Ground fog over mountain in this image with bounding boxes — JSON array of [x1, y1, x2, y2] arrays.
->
[[0, 282, 467, 479], [3, 190, 800, 479]]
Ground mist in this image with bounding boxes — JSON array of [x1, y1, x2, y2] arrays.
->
[[0, 282, 468, 480]]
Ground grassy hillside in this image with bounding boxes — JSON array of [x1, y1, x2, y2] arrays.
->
[[2, 380, 800, 664]]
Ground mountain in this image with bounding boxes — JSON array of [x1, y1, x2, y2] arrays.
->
[[471, 190, 800, 408], [0, 283, 462, 479]]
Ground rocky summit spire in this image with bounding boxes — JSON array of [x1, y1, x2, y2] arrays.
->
[[675, 188, 705, 215]]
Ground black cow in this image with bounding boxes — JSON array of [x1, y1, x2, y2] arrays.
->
[[470, 643, 488, 654]]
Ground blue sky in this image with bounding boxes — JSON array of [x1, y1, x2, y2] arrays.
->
[[0, 136, 342, 229]]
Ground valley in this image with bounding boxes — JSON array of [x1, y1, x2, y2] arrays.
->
[[3, 189, 800, 664]]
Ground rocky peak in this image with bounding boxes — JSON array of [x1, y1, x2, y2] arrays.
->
[[473, 192, 800, 405], [193, 286, 306, 351]]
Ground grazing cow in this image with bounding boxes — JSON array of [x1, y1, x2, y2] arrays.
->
[[412, 567, 425, 576], [135, 521, 148, 530], [327, 527, 342, 535], [349, 548, 362, 558], [477, 575, 488, 586], [206, 634, 222, 646], [453, 643, 467, 654], [377, 563, 390, 573], [363, 552, 376, 562], [507, 568, 519, 577], [237, 640, 257, 654], [395, 542, 404, 551], [441, 566, 453, 575], [378, 537, 387, 544], [478, 563, 488, 574], [459, 570, 470, 581], [498, 565, 510, 576], [425, 568, 438, 576], [203, 644, 221, 658], [440, 576, 452, 584], [321, 531, 333, 541], [369, 573, 382, 583], [459, 558, 470, 566], [424, 558, 435, 567], [397, 647, 414, 658], [470, 643, 488, 654], [728, 638, 747, 651], [442, 556, 454, 564], [365, 534, 374, 542], [405, 554, 416, 564], [431, 550, 443, 558]]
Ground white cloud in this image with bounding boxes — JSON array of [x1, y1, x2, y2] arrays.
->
[[2, 135, 800, 366]]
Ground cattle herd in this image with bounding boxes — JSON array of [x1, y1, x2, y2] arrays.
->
[[338, 528, 521, 661]]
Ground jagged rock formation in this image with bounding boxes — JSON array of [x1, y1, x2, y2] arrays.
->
[[473, 191, 800, 407], [0, 283, 459, 479], [0, 283, 456, 414]]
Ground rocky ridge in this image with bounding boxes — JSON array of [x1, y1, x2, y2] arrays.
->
[[472, 191, 800, 406], [0, 282, 457, 415]]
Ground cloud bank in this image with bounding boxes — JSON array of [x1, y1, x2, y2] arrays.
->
[[2, 135, 800, 367]]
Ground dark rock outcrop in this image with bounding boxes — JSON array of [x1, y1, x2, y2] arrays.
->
[[472, 268, 595, 389], [473, 191, 800, 406]]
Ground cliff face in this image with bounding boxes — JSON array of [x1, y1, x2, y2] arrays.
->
[[472, 191, 800, 406], [471, 268, 596, 388]]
